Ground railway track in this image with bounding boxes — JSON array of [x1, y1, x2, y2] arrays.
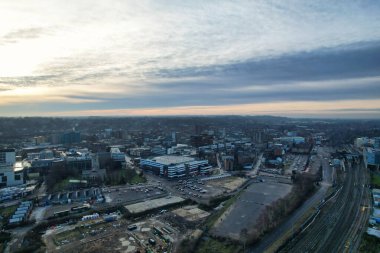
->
[[340, 163, 371, 252], [280, 160, 367, 253], [320, 161, 369, 253], [319, 165, 361, 252]]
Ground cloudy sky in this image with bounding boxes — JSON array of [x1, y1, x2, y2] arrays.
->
[[0, 0, 380, 118]]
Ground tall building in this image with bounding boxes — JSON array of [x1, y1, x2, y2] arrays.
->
[[374, 137, 380, 149], [62, 131, 81, 145], [82, 153, 106, 181], [222, 156, 234, 171], [171, 132, 176, 143], [0, 149, 24, 187], [51, 131, 81, 145], [0, 149, 16, 165], [32, 136, 47, 145], [190, 134, 214, 148], [253, 130, 263, 144], [66, 156, 92, 171]]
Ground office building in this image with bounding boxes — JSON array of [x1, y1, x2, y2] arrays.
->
[[190, 134, 214, 148], [51, 131, 81, 145], [141, 155, 212, 178], [364, 147, 380, 169]]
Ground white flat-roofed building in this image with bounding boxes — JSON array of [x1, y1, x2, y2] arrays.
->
[[141, 155, 211, 178], [274, 136, 305, 144], [153, 155, 194, 165], [355, 137, 370, 148], [110, 147, 126, 162]]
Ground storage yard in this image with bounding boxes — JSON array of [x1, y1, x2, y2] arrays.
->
[[43, 212, 180, 253], [102, 184, 167, 206], [171, 205, 210, 222]]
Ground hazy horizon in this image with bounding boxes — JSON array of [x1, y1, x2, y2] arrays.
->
[[1, 1, 380, 118]]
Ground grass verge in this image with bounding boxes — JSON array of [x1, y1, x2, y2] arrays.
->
[[0, 204, 18, 219], [129, 174, 147, 184], [371, 173, 380, 188], [204, 191, 242, 230], [52, 177, 77, 192], [196, 237, 240, 253], [264, 204, 318, 253], [359, 233, 380, 253]]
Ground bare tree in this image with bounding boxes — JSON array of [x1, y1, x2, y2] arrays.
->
[[240, 228, 248, 253]]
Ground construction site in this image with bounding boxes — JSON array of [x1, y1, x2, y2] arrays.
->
[[43, 211, 180, 253]]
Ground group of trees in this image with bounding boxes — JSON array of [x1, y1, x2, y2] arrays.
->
[[246, 173, 316, 244], [45, 162, 80, 192], [104, 168, 137, 185], [45, 156, 145, 191]]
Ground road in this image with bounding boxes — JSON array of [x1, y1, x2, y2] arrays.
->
[[249, 153, 263, 176], [318, 147, 334, 185], [279, 159, 370, 253]]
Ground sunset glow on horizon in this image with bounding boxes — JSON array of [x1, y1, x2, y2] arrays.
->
[[1, 0, 380, 118]]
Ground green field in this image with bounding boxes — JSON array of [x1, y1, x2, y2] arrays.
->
[[52, 177, 77, 192], [129, 174, 147, 184], [0, 205, 17, 218], [106, 169, 146, 186], [359, 233, 380, 253], [371, 174, 380, 188]]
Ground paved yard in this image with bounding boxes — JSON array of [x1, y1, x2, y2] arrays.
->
[[212, 182, 292, 240]]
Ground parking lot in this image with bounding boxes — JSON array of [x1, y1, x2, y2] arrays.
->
[[172, 179, 213, 198], [149, 175, 248, 203], [101, 184, 167, 206], [288, 154, 309, 172], [211, 181, 292, 241]]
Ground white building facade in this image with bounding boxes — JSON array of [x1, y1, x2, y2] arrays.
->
[[0, 149, 24, 187]]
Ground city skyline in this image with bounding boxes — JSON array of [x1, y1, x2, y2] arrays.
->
[[1, 0, 380, 118]]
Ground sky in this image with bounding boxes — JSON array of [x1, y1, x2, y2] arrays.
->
[[0, 0, 380, 118]]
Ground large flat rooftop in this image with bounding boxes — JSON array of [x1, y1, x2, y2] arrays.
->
[[124, 196, 185, 214], [152, 155, 194, 165]]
